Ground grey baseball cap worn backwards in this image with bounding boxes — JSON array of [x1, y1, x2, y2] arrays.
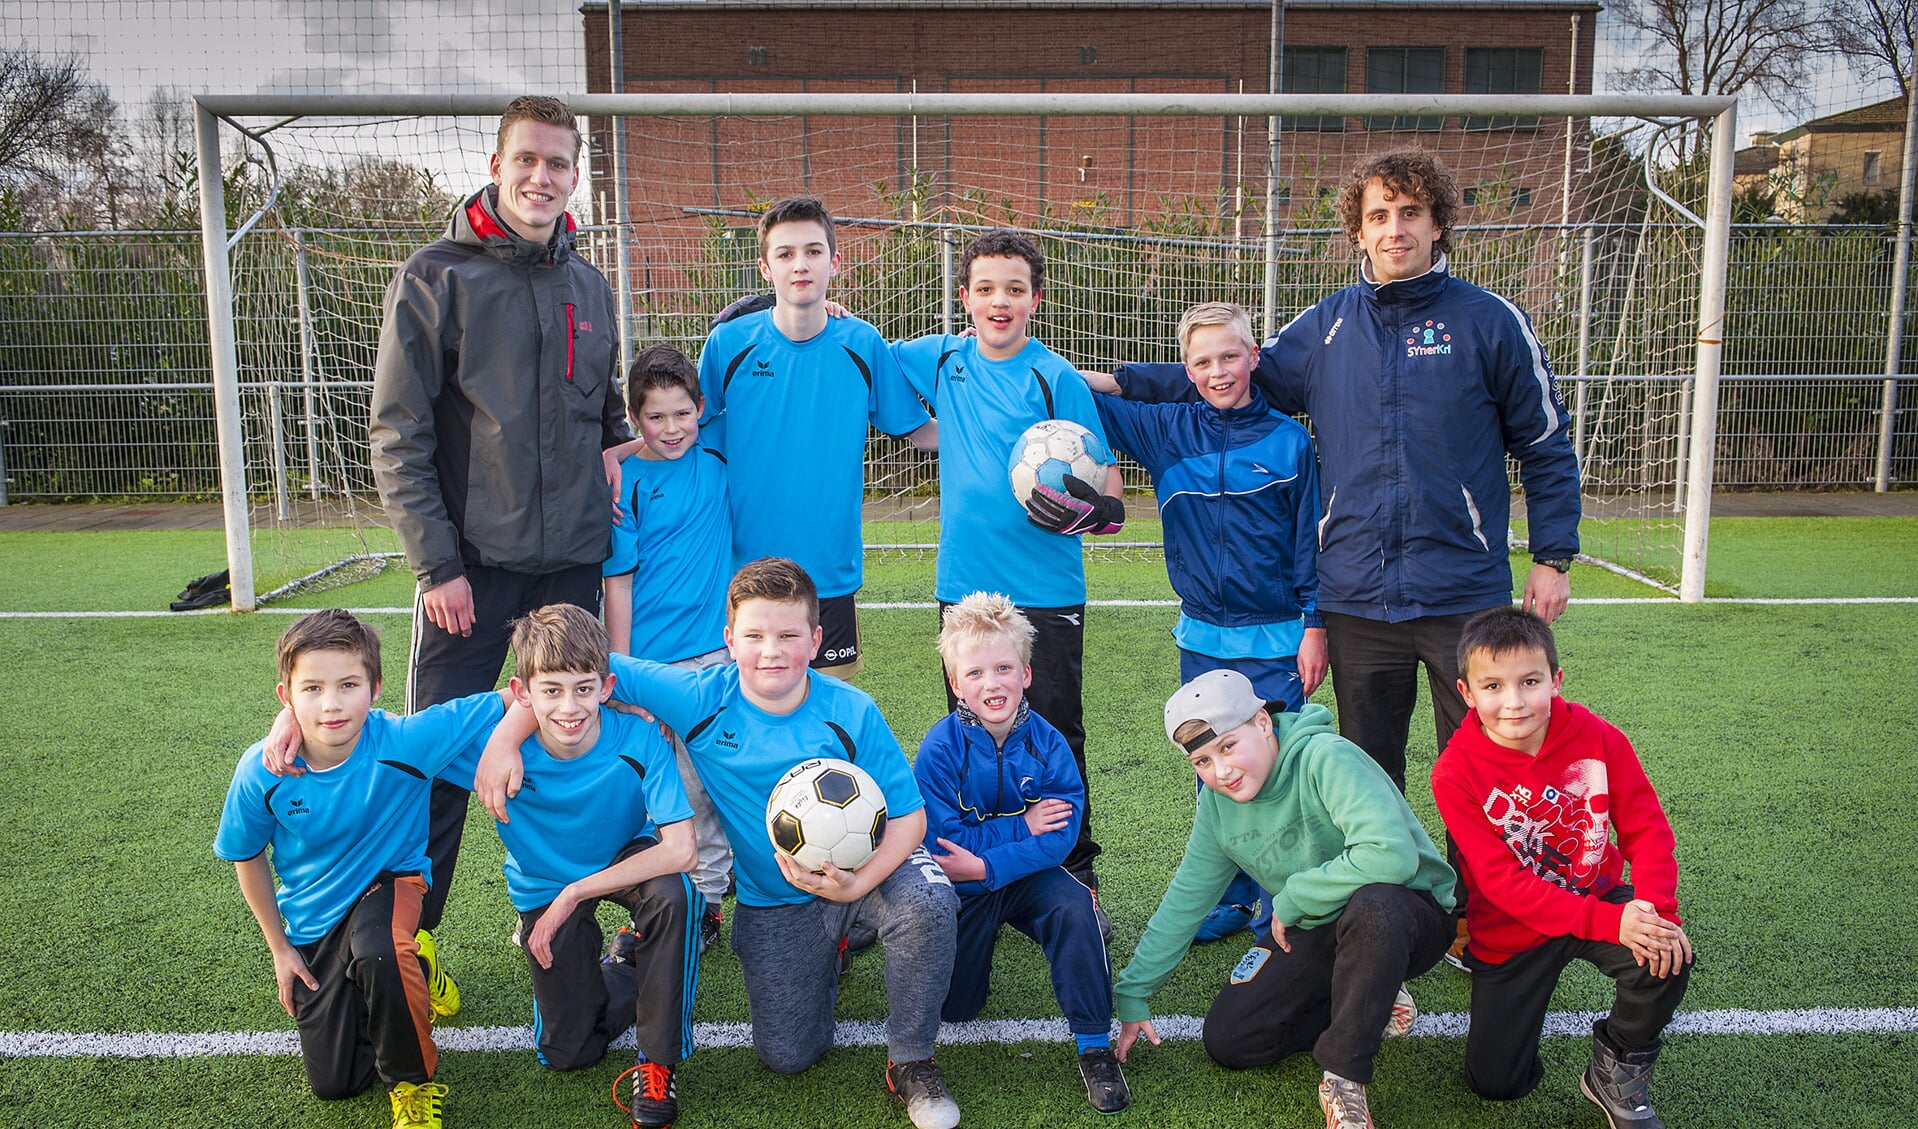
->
[[1163, 669, 1268, 752]]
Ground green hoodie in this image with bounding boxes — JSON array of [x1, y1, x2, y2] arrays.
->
[[1113, 703, 1456, 1022]]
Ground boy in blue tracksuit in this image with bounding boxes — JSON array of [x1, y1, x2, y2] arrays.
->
[[1093, 300, 1325, 943], [914, 592, 1128, 1115]]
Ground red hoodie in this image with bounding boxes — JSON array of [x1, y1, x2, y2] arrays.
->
[[1431, 697, 1680, 965]]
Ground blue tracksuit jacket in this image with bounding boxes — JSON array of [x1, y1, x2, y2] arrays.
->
[[1093, 385, 1322, 634], [1117, 256, 1580, 621], [914, 709, 1083, 897]]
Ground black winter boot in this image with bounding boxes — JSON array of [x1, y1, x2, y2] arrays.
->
[[1579, 1018, 1665, 1129]]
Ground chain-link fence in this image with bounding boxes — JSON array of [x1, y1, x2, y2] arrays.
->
[[2, 222, 1916, 505]]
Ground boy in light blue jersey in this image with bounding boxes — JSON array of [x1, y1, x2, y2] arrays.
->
[[476, 559, 963, 1129], [440, 604, 700, 1129], [696, 196, 937, 679], [604, 343, 736, 939], [216, 610, 509, 1129], [1092, 301, 1326, 944], [890, 229, 1127, 900]]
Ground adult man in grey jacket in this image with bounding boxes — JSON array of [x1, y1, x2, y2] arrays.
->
[[369, 95, 630, 965]]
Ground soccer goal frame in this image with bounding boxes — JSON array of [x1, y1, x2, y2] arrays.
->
[[192, 90, 1736, 610]]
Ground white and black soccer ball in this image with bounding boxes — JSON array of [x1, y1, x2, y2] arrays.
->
[[764, 757, 888, 872], [1007, 418, 1116, 508]]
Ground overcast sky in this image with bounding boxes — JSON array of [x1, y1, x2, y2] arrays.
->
[[2, 1, 1886, 143], [3, 1, 585, 104]]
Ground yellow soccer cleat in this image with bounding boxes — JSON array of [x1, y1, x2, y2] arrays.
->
[[415, 929, 460, 1019], [389, 1081, 447, 1129]]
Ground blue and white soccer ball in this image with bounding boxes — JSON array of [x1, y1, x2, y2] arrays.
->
[[1007, 418, 1116, 508], [765, 757, 889, 872]]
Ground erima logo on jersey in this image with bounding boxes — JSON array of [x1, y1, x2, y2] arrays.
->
[[1405, 319, 1454, 358], [1323, 316, 1344, 346], [284, 797, 309, 817], [753, 359, 775, 378], [949, 364, 967, 384], [716, 729, 740, 749], [649, 486, 665, 502]]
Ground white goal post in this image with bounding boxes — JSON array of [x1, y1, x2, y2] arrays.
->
[[192, 90, 1735, 610]]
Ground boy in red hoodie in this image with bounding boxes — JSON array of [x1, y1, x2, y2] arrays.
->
[[1432, 607, 1693, 1129]]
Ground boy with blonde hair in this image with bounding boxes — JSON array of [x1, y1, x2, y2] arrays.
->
[[440, 604, 700, 1129], [1433, 607, 1691, 1127], [216, 610, 511, 1129], [914, 592, 1128, 1113], [476, 559, 963, 1129], [1092, 300, 1325, 942]]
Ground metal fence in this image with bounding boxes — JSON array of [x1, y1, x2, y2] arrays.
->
[[2, 225, 1916, 505]]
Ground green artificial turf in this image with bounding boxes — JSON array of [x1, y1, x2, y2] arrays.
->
[[1, 522, 1916, 1127]]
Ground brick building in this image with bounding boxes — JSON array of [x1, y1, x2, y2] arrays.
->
[[580, 0, 1602, 234]]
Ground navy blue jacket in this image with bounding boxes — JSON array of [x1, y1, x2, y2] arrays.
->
[[1117, 257, 1580, 622], [914, 709, 1083, 898], [1093, 386, 1322, 631]]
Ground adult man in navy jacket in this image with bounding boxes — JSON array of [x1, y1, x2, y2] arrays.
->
[[1098, 149, 1580, 798]]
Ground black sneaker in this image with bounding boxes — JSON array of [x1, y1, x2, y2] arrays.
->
[[627, 1060, 677, 1129], [1078, 1046, 1131, 1114], [886, 1058, 960, 1129], [698, 906, 722, 955]]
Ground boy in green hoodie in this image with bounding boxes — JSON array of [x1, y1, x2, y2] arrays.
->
[[1113, 669, 1457, 1129]]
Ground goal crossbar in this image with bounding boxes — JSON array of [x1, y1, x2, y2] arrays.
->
[[192, 91, 1736, 610]]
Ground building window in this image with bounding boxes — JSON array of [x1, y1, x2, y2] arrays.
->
[[1463, 48, 1543, 130], [1864, 150, 1884, 186], [1366, 48, 1445, 131], [1282, 47, 1347, 131]]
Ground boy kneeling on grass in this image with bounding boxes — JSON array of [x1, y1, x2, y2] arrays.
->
[[216, 610, 512, 1129], [914, 591, 1129, 1113], [443, 604, 701, 1129], [1433, 607, 1692, 1128], [477, 558, 964, 1129], [1114, 669, 1457, 1129]]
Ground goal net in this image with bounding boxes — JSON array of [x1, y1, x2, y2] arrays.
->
[[192, 92, 1734, 607]]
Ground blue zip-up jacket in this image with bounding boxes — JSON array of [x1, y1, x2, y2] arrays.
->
[[1094, 385, 1322, 634], [914, 708, 1084, 898], [1116, 256, 1580, 622]]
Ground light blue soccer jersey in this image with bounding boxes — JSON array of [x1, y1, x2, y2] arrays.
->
[[441, 706, 693, 912], [213, 694, 506, 945], [605, 654, 924, 908], [605, 446, 731, 663], [892, 333, 1109, 607], [697, 310, 929, 598]]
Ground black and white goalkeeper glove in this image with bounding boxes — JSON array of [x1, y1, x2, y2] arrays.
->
[[1025, 474, 1125, 536]]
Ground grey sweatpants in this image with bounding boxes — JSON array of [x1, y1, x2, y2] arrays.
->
[[731, 848, 958, 1073], [668, 647, 735, 902]]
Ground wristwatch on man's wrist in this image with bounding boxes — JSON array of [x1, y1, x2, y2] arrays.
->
[[1535, 557, 1573, 574]]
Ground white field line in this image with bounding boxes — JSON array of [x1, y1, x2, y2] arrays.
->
[[5, 596, 1918, 620], [3, 1007, 1914, 1059]]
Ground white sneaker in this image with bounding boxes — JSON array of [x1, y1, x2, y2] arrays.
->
[[1319, 1072, 1377, 1129], [1382, 985, 1417, 1038]]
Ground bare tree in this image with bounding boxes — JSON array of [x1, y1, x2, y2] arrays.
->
[[0, 49, 113, 189], [1610, 0, 1827, 113], [1827, 0, 1917, 95]]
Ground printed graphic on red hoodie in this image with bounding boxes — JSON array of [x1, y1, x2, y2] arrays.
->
[[1432, 698, 1679, 965]]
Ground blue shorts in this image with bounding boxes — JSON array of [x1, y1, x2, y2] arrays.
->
[[1178, 650, 1303, 712]]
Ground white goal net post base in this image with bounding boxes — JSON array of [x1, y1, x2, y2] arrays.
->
[[191, 91, 1736, 610]]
